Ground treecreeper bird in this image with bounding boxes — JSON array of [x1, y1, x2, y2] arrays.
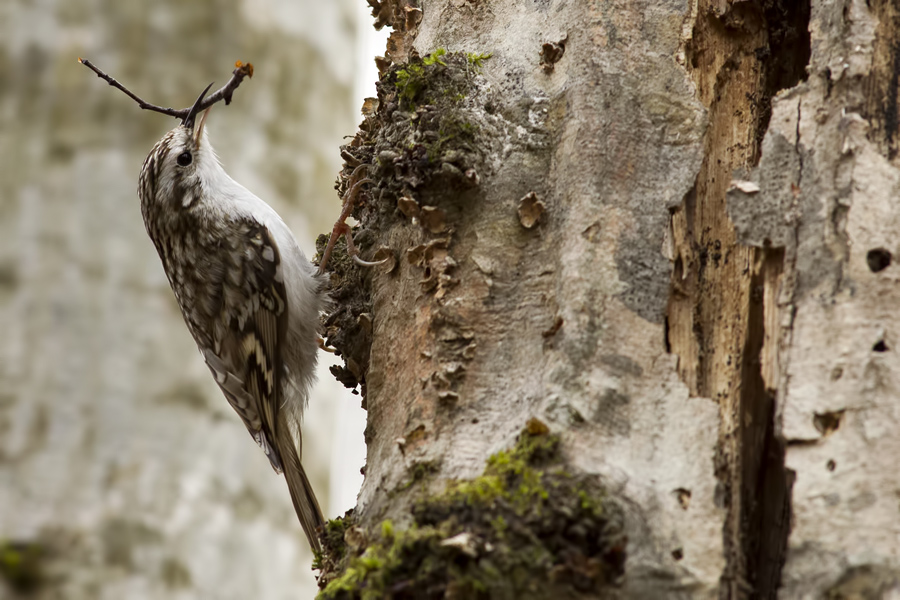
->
[[138, 89, 327, 552], [81, 58, 379, 554], [75, 58, 331, 557]]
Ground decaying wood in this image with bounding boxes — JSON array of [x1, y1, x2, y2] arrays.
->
[[668, 2, 808, 596], [728, 2, 900, 596]]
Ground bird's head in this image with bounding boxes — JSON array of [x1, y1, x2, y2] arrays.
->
[[79, 58, 253, 214], [139, 83, 219, 213]]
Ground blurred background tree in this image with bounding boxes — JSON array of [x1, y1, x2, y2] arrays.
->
[[0, 1, 379, 598]]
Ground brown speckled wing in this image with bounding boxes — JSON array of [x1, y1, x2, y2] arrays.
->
[[197, 218, 288, 473]]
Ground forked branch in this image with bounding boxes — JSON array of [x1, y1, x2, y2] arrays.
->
[[78, 58, 254, 120]]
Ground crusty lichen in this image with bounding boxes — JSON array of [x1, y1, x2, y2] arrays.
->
[[376, 49, 489, 191], [316, 230, 372, 396], [316, 421, 626, 599], [320, 50, 499, 395]]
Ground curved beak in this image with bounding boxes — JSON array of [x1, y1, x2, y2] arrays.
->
[[182, 82, 214, 130]]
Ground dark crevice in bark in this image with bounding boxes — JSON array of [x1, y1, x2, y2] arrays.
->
[[741, 248, 792, 600], [669, 1, 809, 597], [888, 41, 900, 161], [863, 0, 900, 160], [748, 4, 809, 598], [755, 0, 812, 160]]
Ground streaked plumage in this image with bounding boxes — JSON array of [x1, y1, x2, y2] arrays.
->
[[138, 105, 326, 552]]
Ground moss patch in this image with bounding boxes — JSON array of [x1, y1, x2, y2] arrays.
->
[[0, 540, 44, 593], [393, 48, 476, 111], [314, 510, 360, 574], [317, 421, 625, 599], [466, 52, 492, 71], [375, 50, 489, 190]]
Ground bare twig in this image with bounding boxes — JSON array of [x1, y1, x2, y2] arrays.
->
[[78, 58, 254, 121]]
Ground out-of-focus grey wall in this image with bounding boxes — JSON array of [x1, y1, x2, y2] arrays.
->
[[0, 1, 365, 598]]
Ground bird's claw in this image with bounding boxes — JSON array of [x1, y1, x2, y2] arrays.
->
[[352, 255, 389, 268], [318, 167, 374, 275], [317, 336, 337, 353]]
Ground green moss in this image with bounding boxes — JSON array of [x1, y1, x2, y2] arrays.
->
[[321, 525, 450, 600], [394, 62, 426, 104], [317, 421, 625, 599], [466, 52, 493, 71], [443, 430, 557, 512], [380, 520, 394, 540], [391, 50, 480, 111], [0, 541, 44, 593], [314, 511, 358, 572], [423, 48, 448, 66]]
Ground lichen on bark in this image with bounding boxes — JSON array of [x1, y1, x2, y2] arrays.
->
[[318, 48, 502, 397]]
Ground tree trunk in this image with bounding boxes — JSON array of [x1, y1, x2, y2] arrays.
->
[[319, 0, 900, 598], [0, 2, 359, 599]]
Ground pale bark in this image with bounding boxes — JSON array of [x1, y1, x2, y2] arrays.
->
[[322, 0, 900, 598], [327, 0, 719, 597], [0, 2, 359, 599], [732, 2, 900, 597]]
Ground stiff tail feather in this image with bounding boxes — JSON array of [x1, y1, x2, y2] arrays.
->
[[276, 418, 325, 553]]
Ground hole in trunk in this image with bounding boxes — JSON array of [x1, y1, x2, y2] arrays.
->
[[866, 248, 892, 272]]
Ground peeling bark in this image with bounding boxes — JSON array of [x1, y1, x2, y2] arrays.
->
[[731, 2, 900, 597]]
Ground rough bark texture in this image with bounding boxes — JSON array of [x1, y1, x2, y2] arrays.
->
[[320, 0, 900, 598], [0, 2, 359, 598], [731, 1, 900, 597], [323, 1, 721, 597]]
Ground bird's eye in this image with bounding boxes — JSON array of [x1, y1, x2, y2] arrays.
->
[[177, 151, 192, 167]]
